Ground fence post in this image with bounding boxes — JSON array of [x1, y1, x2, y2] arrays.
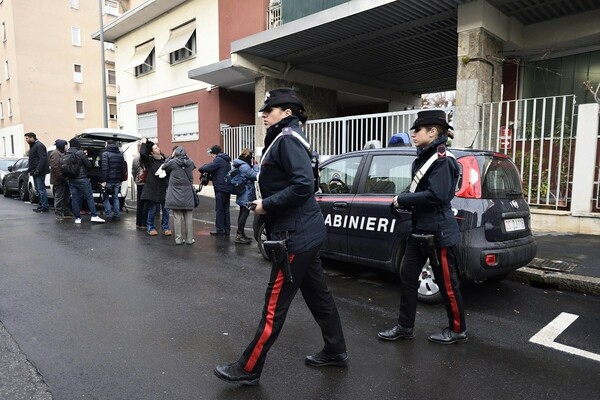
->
[[571, 103, 599, 214]]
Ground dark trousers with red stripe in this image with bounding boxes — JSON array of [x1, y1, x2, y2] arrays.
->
[[238, 244, 346, 374], [398, 240, 466, 333]]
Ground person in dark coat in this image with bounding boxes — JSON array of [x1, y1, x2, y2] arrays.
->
[[49, 139, 73, 220], [131, 152, 148, 228], [139, 137, 170, 236], [214, 88, 347, 386], [24, 132, 50, 212], [231, 148, 259, 244], [378, 109, 467, 345], [66, 138, 105, 224], [100, 139, 125, 221], [163, 146, 196, 245], [198, 145, 231, 236]]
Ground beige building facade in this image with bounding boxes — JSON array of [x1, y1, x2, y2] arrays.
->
[[0, 0, 125, 157]]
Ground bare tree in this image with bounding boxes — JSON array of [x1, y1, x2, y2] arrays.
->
[[421, 91, 456, 108], [583, 81, 600, 107]]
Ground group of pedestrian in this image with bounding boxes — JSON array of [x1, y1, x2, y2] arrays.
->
[[26, 132, 106, 223], [23, 89, 467, 389]]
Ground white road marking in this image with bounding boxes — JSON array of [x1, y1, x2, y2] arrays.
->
[[530, 312, 600, 363]]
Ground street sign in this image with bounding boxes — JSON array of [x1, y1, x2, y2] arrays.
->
[[500, 127, 512, 150]]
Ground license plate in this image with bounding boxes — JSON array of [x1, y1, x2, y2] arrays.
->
[[504, 218, 525, 232]]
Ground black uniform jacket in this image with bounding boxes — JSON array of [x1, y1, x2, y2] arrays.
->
[[396, 134, 460, 248], [260, 116, 326, 254]]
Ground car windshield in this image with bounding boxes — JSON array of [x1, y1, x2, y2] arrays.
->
[[0, 160, 17, 169]]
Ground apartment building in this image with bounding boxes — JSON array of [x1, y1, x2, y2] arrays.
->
[[97, 0, 267, 171], [0, 0, 126, 157]]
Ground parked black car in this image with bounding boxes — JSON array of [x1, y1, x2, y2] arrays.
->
[[0, 156, 20, 194], [254, 146, 537, 302], [2, 157, 31, 201]]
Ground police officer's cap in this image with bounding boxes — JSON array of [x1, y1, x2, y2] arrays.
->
[[259, 88, 304, 112], [410, 109, 453, 130]]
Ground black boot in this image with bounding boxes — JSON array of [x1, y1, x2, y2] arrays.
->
[[377, 324, 415, 341], [214, 362, 260, 386]]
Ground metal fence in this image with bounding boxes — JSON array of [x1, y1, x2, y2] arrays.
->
[[221, 125, 255, 159], [479, 95, 577, 210]]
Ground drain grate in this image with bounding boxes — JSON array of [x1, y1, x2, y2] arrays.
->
[[527, 257, 578, 272]]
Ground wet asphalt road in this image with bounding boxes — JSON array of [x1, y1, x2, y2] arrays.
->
[[0, 195, 599, 400]]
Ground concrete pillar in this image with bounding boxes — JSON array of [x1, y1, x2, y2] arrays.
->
[[453, 27, 503, 148], [254, 77, 336, 154], [571, 103, 599, 214]]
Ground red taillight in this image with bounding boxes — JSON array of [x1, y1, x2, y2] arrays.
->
[[456, 156, 482, 198], [485, 254, 497, 266]]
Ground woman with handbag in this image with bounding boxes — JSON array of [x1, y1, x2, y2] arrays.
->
[[163, 146, 196, 245], [231, 148, 259, 244]]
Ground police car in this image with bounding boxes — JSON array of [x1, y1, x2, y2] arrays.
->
[[254, 146, 537, 302]]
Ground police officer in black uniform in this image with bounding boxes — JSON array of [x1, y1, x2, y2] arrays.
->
[[378, 109, 467, 345], [214, 88, 348, 386]]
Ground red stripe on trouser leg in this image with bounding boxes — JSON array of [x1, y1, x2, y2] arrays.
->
[[440, 248, 461, 332], [244, 269, 285, 372]]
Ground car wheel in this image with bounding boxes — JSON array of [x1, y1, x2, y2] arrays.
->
[[487, 272, 510, 282], [2, 180, 9, 197], [28, 181, 38, 203], [417, 262, 442, 304], [19, 181, 30, 201], [256, 219, 270, 261]]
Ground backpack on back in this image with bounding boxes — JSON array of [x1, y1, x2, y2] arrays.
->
[[223, 166, 246, 195], [59, 152, 81, 178]]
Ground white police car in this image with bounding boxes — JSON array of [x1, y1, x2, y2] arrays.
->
[[254, 146, 537, 302]]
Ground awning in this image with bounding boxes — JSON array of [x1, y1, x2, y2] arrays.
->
[[159, 22, 196, 57], [188, 59, 262, 91], [126, 40, 155, 70]]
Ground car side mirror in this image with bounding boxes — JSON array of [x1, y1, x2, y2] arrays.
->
[[7, 165, 13, 172]]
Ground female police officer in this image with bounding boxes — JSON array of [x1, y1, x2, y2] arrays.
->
[[214, 88, 347, 385], [378, 109, 467, 345]]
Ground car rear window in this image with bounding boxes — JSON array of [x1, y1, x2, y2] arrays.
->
[[481, 156, 523, 199]]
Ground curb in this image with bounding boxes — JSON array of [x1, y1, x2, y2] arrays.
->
[[509, 266, 600, 296]]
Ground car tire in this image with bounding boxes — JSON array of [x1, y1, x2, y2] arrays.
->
[[28, 181, 38, 204], [256, 219, 270, 261], [19, 181, 30, 201], [2, 180, 9, 197], [417, 262, 442, 304], [487, 272, 510, 282]]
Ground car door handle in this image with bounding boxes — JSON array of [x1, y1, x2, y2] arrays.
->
[[333, 202, 348, 208]]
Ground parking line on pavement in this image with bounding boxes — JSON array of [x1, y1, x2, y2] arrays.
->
[[530, 312, 600, 363]]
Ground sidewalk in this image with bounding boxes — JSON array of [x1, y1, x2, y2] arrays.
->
[[510, 233, 600, 297]]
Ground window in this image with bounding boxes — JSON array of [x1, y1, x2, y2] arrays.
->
[[4, 60, 8, 80], [1, 22, 6, 42], [70, 0, 80, 9], [73, 64, 83, 83], [71, 26, 81, 46], [7, 98, 12, 117], [0, 102, 3, 119], [159, 21, 196, 64], [137, 112, 158, 141], [104, 42, 115, 51], [365, 155, 413, 194], [104, 0, 119, 16], [109, 103, 117, 120], [107, 69, 116, 85], [75, 100, 84, 118], [172, 104, 198, 141], [319, 156, 362, 194], [126, 41, 155, 77]]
